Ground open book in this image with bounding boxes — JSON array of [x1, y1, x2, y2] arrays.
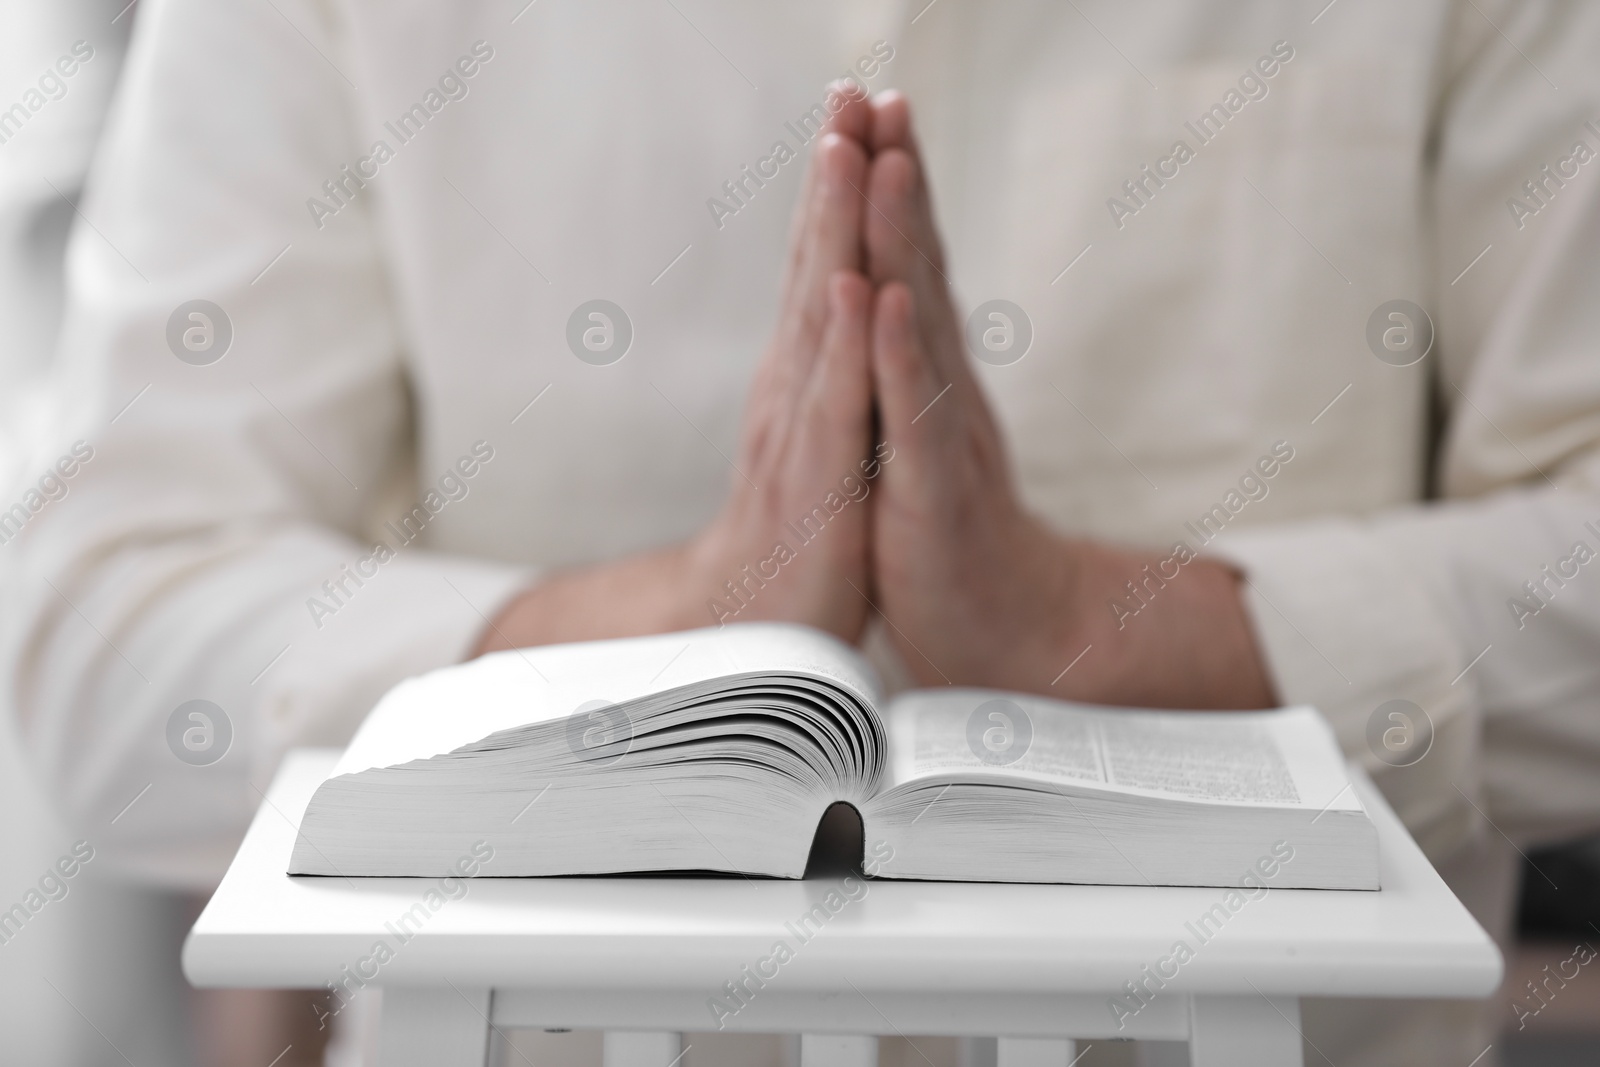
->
[[290, 623, 1378, 889]]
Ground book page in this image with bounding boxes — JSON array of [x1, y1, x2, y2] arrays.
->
[[887, 689, 1359, 811], [1096, 714, 1297, 802], [333, 622, 882, 777]]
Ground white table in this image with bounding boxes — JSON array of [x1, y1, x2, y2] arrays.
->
[[184, 750, 1501, 1067]]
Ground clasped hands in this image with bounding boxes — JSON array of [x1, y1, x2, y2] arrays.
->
[[480, 90, 1274, 711]]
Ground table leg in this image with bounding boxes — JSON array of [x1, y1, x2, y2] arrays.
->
[[959, 1037, 997, 1067], [1132, 1042, 1190, 1067], [997, 1038, 1076, 1065], [1188, 994, 1304, 1067], [376, 986, 492, 1067], [801, 1034, 878, 1067], [603, 1030, 684, 1067]]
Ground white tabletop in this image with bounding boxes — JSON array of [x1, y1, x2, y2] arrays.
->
[[184, 749, 1501, 1000]]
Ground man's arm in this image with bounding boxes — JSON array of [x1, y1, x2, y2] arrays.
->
[[859, 93, 1275, 709], [0, 0, 531, 884], [3, 31, 884, 887], [859, 36, 1600, 852], [474, 103, 882, 655]]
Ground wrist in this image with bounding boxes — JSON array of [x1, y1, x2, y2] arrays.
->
[[978, 516, 1106, 691], [1033, 532, 1130, 697], [467, 541, 711, 659], [1061, 543, 1275, 709]]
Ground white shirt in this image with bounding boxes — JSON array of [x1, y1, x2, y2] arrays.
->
[[0, 0, 131, 470], [6, 0, 1600, 885]]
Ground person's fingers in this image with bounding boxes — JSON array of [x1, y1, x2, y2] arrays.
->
[[797, 270, 873, 457], [863, 147, 945, 291], [863, 146, 972, 388], [744, 126, 868, 478], [869, 281, 946, 457], [871, 280, 1013, 538], [778, 80, 871, 292], [825, 81, 874, 144], [777, 131, 869, 361], [861, 96, 967, 385], [868, 90, 916, 156], [781, 87, 872, 254]]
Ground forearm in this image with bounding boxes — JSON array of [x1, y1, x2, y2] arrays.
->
[[1058, 539, 1278, 710], [876, 503, 1276, 708], [470, 543, 704, 655]]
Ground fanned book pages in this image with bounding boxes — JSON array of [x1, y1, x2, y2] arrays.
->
[[289, 623, 1379, 889]]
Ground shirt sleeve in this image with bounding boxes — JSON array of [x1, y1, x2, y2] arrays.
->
[[1210, 0, 1600, 857], [0, 0, 132, 412], [0, 0, 530, 887]]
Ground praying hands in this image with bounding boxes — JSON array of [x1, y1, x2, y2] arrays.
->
[[475, 89, 1275, 712]]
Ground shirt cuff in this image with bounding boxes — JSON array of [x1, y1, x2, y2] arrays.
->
[[253, 551, 532, 774], [1207, 517, 1482, 859]]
